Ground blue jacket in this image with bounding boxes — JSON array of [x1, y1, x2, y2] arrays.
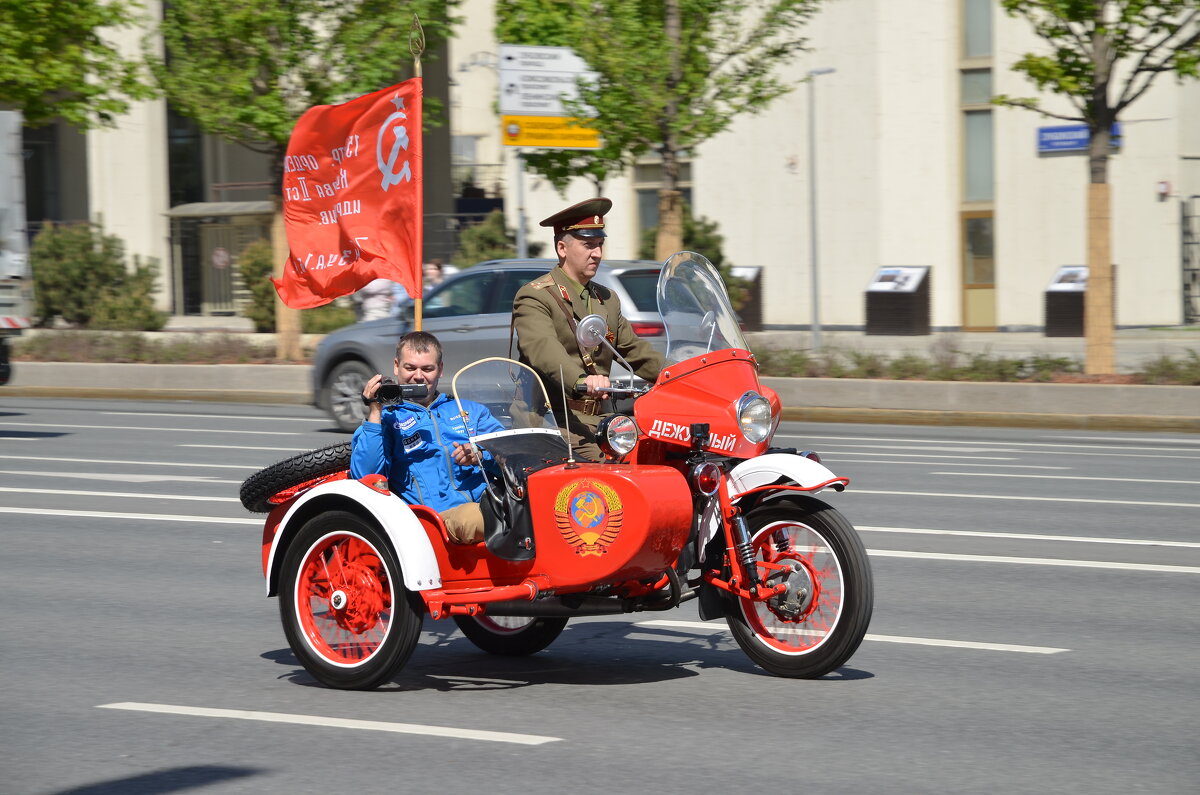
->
[[350, 391, 504, 512]]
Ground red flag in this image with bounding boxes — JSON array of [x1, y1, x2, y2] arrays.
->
[[273, 79, 424, 308]]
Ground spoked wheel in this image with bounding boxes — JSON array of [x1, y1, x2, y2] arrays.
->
[[452, 614, 568, 656], [723, 499, 873, 678], [279, 511, 423, 689]]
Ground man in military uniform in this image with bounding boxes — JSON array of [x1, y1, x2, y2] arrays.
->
[[513, 197, 664, 460]]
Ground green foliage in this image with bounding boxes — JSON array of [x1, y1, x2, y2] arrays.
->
[[496, 0, 823, 198], [29, 222, 164, 330], [995, 2, 1200, 130], [637, 202, 750, 308], [302, 302, 357, 334], [1140, 350, 1200, 385], [236, 239, 277, 332], [453, 210, 545, 264], [13, 330, 282, 363], [0, 0, 157, 128], [155, 0, 463, 154], [88, 256, 168, 331]]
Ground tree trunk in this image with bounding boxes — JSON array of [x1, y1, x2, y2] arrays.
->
[[1084, 182, 1114, 374], [654, 0, 684, 262], [1084, 22, 1115, 375], [271, 205, 302, 361]]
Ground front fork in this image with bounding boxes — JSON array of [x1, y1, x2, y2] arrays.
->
[[702, 474, 790, 603]]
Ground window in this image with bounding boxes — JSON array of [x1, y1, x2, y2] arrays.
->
[[964, 110, 994, 202], [424, 272, 498, 318], [963, 0, 992, 58]]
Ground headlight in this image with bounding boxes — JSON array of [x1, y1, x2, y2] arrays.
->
[[598, 414, 639, 459], [736, 391, 772, 443]]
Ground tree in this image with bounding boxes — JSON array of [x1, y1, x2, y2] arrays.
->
[[454, 209, 545, 263], [995, 2, 1200, 374], [154, 0, 461, 357], [497, 0, 824, 259], [0, 0, 157, 128]]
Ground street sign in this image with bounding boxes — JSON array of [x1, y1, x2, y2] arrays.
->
[[498, 44, 600, 149], [501, 115, 600, 149]]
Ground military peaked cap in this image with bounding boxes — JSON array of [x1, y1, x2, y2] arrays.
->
[[540, 197, 612, 238]]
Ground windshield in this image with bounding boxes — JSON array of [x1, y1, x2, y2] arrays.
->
[[657, 251, 749, 364], [449, 358, 574, 495]]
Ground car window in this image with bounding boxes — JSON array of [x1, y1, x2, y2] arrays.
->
[[424, 272, 498, 318], [614, 269, 660, 312], [492, 270, 546, 313]]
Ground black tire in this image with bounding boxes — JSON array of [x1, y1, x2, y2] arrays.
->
[[723, 500, 873, 678], [452, 614, 568, 656], [326, 360, 374, 432], [279, 511, 423, 689], [239, 441, 352, 512]]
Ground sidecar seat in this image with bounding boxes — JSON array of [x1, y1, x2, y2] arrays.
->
[[479, 435, 570, 561]]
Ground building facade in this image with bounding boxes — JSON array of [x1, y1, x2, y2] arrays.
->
[[21, 0, 1200, 329]]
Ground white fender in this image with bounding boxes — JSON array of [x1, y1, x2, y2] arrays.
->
[[728, 452, 847, 497], [265, 479, 443, 596]]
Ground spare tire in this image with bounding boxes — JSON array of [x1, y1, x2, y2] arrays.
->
[[240, 441, 353, 513]]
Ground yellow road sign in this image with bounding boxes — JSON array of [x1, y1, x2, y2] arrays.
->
[[501, 115, 600, 149]]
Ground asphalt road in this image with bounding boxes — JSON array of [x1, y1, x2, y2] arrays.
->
[[2, 397, 1197, 794]]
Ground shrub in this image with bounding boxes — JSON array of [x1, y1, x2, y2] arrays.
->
[[29, 222, 164, 328], [88, 256, 168, 331], [453, 209, 544, 264], [1139, 350, 1200, 385], [302, 302, 356, 333], [236, 239, 277, 332]]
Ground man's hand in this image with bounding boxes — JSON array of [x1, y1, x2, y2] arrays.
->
[[581, 374, 611, 396], [451, 442, 480, 467], [362, 374, 383, 424]]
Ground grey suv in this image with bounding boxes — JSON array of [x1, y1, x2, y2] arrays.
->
[[312, 258, 666, 431]]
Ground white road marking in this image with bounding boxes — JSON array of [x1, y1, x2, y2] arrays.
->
[[103, 411, 327, 423], [822, 451, 1019, 460], [858, 525, 1200, 549], [930, 471, 1200, 485], [785, 433, 1200, 454], [0, 421, 298, 436], [0, 455, 258, 470], [853, 488, 1199, 508], [831, 460, 1068, 469], [0, 470, 241, 484], [96, 702, 560, 745], [0, 507, 257, 524], [637, 621, 1068, 654], [1044, 435, 1200, 445], [869, 549, 1200, 574], [0, 486, 237, 502]]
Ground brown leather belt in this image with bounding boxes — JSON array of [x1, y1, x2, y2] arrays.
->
[[565, 396, 601, 416]]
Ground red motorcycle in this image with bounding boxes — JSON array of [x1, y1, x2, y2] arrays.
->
[[242, 252, 872, 689]]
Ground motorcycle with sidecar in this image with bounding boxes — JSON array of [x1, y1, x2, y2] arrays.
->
[[241, 251, 873, 690]]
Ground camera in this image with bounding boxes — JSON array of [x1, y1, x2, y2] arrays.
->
[[369, 379, 428, 404]]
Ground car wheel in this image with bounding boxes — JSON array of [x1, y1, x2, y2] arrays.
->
[[326, 360, 374, 432]]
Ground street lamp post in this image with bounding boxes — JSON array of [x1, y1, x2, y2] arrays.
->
[[807, 67, 834, 351]]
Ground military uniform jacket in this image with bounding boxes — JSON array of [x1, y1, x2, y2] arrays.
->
[[513, 267, 664, 406]]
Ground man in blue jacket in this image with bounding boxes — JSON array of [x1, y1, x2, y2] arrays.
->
[[351, 331, 504, 543]]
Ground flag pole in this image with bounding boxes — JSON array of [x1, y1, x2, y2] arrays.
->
[[411, 15, 425, 331]]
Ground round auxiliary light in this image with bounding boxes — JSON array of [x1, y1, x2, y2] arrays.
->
[[736, 391, 772, 443], [691, 462, 722, 496], [598, 414, 639, 459]]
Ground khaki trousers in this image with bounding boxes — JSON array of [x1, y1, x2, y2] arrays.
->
[[440, 502, 484, 544]]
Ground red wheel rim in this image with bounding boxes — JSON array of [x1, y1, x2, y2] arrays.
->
[[294, 531, 394, 667], [737, 520, 845, 655]]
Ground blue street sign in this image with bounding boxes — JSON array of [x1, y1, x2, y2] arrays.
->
[[1037, 123, 1122, 153]]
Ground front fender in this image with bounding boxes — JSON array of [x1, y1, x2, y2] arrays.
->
[[264, 479, 442, 596], [728, 452, 849, 498]]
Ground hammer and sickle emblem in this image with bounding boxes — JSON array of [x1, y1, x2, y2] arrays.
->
[[376, 96, 413, 191]]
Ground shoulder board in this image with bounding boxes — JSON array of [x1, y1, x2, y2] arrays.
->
[[526, 273, 555, 290]]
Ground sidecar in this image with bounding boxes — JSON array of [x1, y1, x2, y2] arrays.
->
[[243, 358, 698, 690]]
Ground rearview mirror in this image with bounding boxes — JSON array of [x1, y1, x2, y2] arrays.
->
[[575, 314, 608, 349]]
